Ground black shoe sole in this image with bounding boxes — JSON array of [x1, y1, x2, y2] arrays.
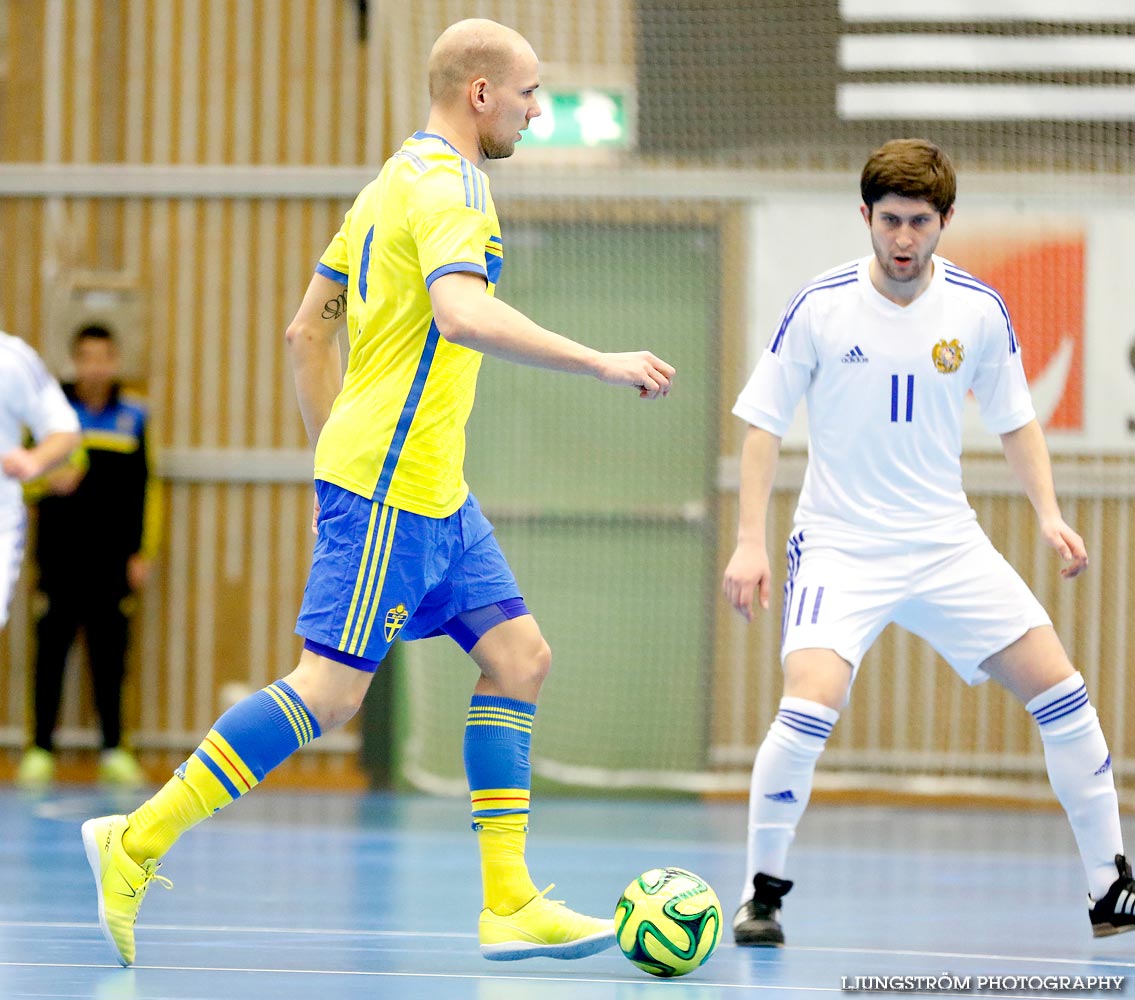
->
[[1092, 922, 1135, 939], [734, 929, 785, 947]]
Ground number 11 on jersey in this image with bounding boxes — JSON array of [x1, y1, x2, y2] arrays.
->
[[890, 373, 914, 423]]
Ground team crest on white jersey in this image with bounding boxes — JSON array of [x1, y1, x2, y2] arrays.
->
[[932, 338, 965, 374], [384, 603, 409, 642]]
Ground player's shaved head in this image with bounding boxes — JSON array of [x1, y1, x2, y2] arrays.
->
[[428, 18, 533, 106]]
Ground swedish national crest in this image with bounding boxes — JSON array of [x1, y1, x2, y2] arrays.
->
[[384, 603, 409, 642]]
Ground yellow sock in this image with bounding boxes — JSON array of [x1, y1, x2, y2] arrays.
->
[[122, 752, 245, 863], [478, 813, 539, 915]]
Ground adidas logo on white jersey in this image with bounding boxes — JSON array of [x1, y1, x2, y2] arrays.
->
[[841, 346, 868, 364]]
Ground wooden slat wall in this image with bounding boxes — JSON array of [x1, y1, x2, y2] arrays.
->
[[375, 0, 633, 144], [5, 0, 1134, 803], [0, 0, 636, 784], [712, 460, 1135, 802], [14, 0, 371, 168], [0, 193, 362, 783]]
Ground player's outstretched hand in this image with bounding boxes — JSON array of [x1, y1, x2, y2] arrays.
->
[[723, 541, 771, 621], [0, 448, 41, 482], [1041, 517, 1088, 579], [595, 352, 675, 399]]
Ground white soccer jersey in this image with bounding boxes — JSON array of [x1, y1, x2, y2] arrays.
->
[[0, 331, 79, 531], [733, 254, 1035, 541]]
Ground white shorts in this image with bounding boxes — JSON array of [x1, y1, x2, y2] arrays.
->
[[779, 520, 1051, 685], [0, 515, 26, 631]]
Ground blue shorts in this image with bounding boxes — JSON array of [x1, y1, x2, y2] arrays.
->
[[295, 482, 525, 671]]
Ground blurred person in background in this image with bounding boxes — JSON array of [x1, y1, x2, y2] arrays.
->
[[17, 324, 159, 790], [0, 330, 80, 642]]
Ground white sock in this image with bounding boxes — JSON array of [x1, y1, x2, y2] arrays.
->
[[742, 696, 839, 903], [1028, 672, 1124, 900]]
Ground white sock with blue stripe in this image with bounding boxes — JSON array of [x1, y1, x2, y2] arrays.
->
[[1028, 671, 1123, 900], [743, 696, 839, 902]]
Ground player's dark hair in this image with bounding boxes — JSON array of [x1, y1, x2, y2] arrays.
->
[[72, 324, 116, 349], [860, 139, 957, 220]]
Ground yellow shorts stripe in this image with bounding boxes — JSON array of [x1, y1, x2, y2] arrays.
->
[[356, 507, 399, 653], [339, 501, 382, 650], [348, 505, 396, 655], [346, 505, 388, 654]]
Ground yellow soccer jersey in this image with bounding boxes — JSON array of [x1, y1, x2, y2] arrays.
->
[[313, 132, 504, 517]]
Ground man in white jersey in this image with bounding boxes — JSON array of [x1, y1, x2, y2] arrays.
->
[[0, 331, 81, 630], [724, 138, 1132, 945]]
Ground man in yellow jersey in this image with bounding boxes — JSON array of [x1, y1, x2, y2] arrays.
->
[[82, 18, 675, 967]]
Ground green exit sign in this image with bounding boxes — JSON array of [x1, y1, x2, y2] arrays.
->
[[525, 88, 631, 150]]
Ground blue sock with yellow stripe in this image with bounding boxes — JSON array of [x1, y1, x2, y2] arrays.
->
[[122, 681, 319, 863], [465, 694, 540, 915]]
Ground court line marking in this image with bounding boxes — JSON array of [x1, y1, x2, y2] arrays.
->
[[0, 920, 474, 938], [790, 945, 1135, 969], [5, 922, 1135, 969], [0, 962, 765, 990], [0, 964, 1124, 999], [4, 917, 1130, 971]]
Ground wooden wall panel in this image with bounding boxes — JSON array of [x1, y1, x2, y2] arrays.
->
[[7, 0, 630, 171], [10, 0, 1131, 804], [712, 458, 1135, 802], [375, 0, 635, 148], [0, 186, 361, 782], [9, 0, 374, 168], [4, 0, 644, 782]]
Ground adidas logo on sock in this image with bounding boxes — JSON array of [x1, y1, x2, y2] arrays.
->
[[764, 789, 798, 803], [1095, 754, 1112, 776], [841, 345, 868, 364]]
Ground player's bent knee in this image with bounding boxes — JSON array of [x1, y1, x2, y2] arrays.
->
[[495, 636, 551, 693], [315, 688, 368, 731], [982, 626, 1076, 703], [488, 635, 549, 699], [472, 616, 553, 696], [782, 649, 853, 710], [530, 636, 552, 684], [283, 653, 374, 732]]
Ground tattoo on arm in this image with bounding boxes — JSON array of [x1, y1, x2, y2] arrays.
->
[[321, 289, 347, 320]]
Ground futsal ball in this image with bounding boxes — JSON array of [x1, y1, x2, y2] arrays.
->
[[615, 867, 722, 978]]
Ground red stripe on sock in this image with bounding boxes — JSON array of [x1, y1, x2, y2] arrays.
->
[[204, 736, 253, 792]]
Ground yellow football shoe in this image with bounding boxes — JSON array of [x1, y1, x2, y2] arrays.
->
[[479, 884, 616, 960], [15, 747, 54, 790], [81, 814, 171, 966], [98, 749, 146, 790]]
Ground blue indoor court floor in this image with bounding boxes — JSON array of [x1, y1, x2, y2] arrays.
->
[[2, 786, 1133, 999]]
